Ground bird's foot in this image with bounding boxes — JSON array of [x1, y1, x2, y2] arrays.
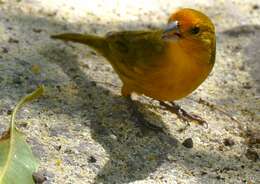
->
[[159, 101, 208, 128], [126, 97, 163, 132]]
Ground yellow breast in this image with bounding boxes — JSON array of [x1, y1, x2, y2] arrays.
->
[[121, 39, 214, 101]]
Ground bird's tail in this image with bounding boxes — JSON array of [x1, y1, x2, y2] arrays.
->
[[51, 33, 108, 55]]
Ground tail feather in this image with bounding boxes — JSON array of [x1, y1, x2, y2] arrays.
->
[[51, 33, 108, 55]]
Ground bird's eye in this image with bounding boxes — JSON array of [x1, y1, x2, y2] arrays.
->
[[190, 26, 200, 35]]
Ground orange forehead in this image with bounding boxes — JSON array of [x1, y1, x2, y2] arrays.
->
[[168, 8, 214, 31]]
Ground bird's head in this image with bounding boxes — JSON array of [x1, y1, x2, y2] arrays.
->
[[162, 8, 216, 65], [163, 8, 215, 47]]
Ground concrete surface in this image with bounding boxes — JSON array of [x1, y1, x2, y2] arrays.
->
[[0, 0, 259, 183]]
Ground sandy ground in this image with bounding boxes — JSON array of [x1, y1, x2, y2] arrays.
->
[[0, 0, 259, 183]]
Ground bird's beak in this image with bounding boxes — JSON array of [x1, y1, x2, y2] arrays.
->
[[162, 21, 181, 41]]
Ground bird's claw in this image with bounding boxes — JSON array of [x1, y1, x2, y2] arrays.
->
[[160, 101, 208, 128]]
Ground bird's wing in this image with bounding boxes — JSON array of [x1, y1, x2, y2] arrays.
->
[[105, 30, 166, 68]]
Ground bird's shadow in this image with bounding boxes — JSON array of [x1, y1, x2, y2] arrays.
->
[[40, 43, 181, 183]]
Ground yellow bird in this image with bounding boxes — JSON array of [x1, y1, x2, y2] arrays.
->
[[51, 8, 216, 126]]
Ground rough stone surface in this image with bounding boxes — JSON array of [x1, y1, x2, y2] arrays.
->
[[0, 0, 259, 183]]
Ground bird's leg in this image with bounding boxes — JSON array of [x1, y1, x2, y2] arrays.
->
[[125, 96, 163, 132], [159, 101, 208, 128], [121, 84, 163, 131], [122, 85, 163, 131]]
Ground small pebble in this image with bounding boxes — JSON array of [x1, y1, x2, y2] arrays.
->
[[242, 82, 252, 89], [246, 133, 260, 146], [223, 138, 235, 147], [1, 47, 8, 53], [200, 171, 207, 176], [33, 171, 47, 184], [182, 138, 193, 148], [7, 109, 12, 115], [109, 134, 117, 140], [88, 156, 97, 163], [17, 122, 28, 128], [53, 145, 62, 151], [33, 28, 43, 33], [245, 149, 259, 162], [252, 4, 259, 10], [216, 175, 225, 180], [8, 37, 19, 43]]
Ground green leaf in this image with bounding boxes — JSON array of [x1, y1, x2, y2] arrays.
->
[[0, 86, 44, 184]]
